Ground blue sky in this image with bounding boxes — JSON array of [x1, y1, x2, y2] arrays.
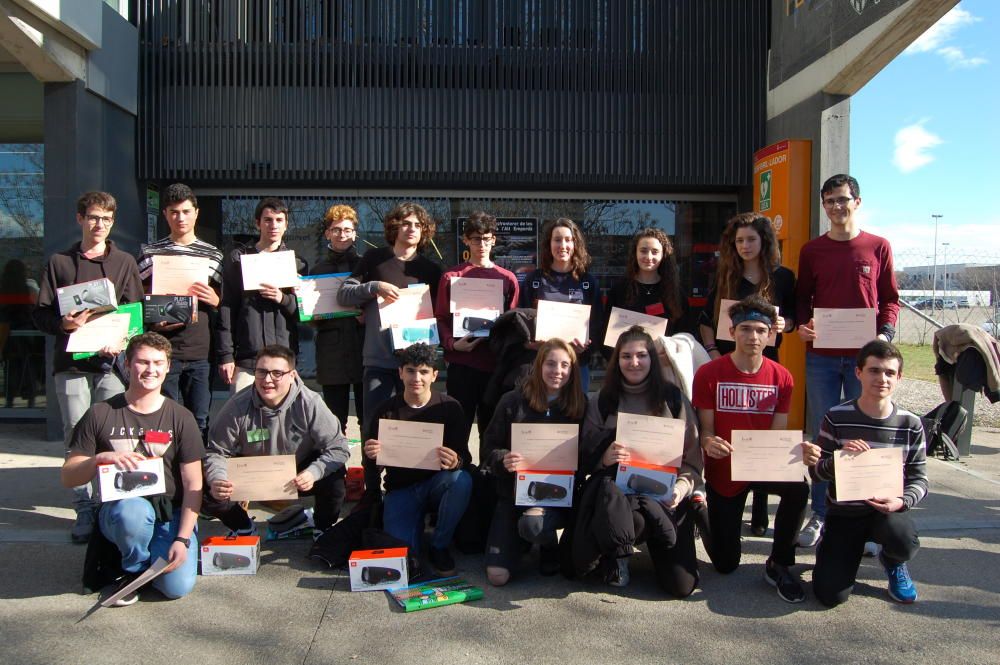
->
[[851, 0, 998, 268]]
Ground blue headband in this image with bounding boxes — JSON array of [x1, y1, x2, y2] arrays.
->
[[731, 309, 773, 327]]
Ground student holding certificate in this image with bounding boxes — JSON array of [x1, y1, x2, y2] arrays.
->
[[517, 218, 602, 390], [604, 228, 684, 339], [692, 296, 821, 604], [362, 344, 471, 578], [809, 341, 927, 606], [573, 326, 702, 596], [698, 213, 795, 537], [436, 212, 519, 438], [218, 197, 307, 393], [310, 204, 365, 434], [479, 339, 587, 586]]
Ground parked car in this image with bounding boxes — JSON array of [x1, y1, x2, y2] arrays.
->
[[912, 297, 959, 311]]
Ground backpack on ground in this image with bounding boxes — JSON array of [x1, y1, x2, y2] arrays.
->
[[922, 400, 968, 461]]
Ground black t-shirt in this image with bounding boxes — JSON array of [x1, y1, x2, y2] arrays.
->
[[69, 394, 205, 507], [370, 391, 471, 492], [699, 266, 796, 360]]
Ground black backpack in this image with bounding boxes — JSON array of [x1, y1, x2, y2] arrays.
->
[[922, 401, 968, 461]]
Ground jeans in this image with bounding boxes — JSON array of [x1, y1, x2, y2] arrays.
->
[[806, 352, 862, 518], [383, 470, 472, 551], [55, 370, 126, 514], [161, 359, 211, 439], [98, 499, 198, 599]]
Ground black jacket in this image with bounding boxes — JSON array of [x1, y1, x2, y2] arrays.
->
[[217, 242, 307, 369], [310, 245, 364, 385]]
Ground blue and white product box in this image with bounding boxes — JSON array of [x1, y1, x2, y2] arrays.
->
[[615, 462, 678, 503], [97, 457, 166, 502], [390, 320, 440, 350], [514, 471, 574, 508]]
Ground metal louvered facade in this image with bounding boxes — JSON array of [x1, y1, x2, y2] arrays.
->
[[137, 0, 768, 191]]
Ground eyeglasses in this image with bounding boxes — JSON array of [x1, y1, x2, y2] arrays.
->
[[327, 227, 356, 236], [253, 368, 294, 381], [86, 214, 114, 226], [466, 236, 495, 245], [822, 197, 855, 208]]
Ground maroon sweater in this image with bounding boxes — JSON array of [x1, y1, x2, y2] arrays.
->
[[795, 231, 899, 357]]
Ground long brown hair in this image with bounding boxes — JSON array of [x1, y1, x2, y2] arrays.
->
[[624, 228, 682, 320], [712, 213, 780, 325], [522, 339, 587, 419], [384, 202, 436, 251], [539, 218, 591, 280], [598, 326, 682, 419]]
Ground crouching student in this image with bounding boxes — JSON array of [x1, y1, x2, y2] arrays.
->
[[202, 345, 350, 537], [363, 343, 472, 576], [574, 326, 702, 597], [61, 333, 204, 605], [479, 339, 587, 586], [810, 341, 927, 606], [692, 296, 820, 604]]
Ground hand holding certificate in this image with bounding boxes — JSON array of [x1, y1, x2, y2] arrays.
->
[[296, 273, 358, 321], [535, 300, 591, 344], [833, 446, 904, 502], [729, 430, 806, 482], [511, 423, 579, 470], [66, 312, 132, 352], [450, 277, 503, 337], [615, 412, 685, 467], [376, 419, 445, 471], [227, 454, 299, 501], [603, 307, 668, 348], [151, 254, 211, 295], [813, 308, 876, 349], [241, 250, 300, 290], [379, 284, 434, 324]]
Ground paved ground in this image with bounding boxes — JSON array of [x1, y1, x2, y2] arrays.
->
[[2, 420, 999, 665]]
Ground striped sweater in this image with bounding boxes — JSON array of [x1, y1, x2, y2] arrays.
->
[[810, 399, 928, 515]]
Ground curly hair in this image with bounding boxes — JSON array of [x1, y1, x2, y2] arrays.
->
[[126, 332, 173, 362], [539, 218, 590, 280], [384, 202, 436, 251], [395, 342, 439, 369], [711, 213, 781, 326], [323, 204, 358, 230], [624, 228, 682, 321], [76, 191, 117, 216]]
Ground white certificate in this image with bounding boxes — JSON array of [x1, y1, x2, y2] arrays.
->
[[65, 313, 132, 352], [240, 250, 300, 290], [450, 277, 503, 337], [379, 284, 434, 326], [100, 558, 169, 607], [615, 412, 685, 467], [511, 423, 579, 471], [535, 300, 591, 344], [729, 430, 805, 483], [151, 254, 211, 295], [376, 418, 444, 471], [296, 273, 358, 321], [227, 454, 298, 502], [603, 307, 669, 348], [813, 307, 877, 349], [834, 446, 904, 502], [716, 299, 778, 347]]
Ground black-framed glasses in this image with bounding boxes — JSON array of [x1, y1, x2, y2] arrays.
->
[[327, 227, 356, 236], [466, 235, 495, 245], [86, 214, 114, 226], [822, 197, 855, 208], [254, 368, 293, 381]]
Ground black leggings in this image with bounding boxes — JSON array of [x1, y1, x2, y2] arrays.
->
[[485, 501, 568, 572], [445, 363, 493, 439], [322, 383, 364, 435], [706, 481, 808, 572], [813, 510, 920, 607]]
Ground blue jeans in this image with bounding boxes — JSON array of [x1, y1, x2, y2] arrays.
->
[[161, 359, 211, 438], [98, 499, 198, 599], [383, 470, 472, 551], [805, 352, 862, 518]]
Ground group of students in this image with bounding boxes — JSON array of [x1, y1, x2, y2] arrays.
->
[[46, 173, 925, 609]]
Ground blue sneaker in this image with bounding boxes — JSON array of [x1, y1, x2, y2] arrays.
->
[[879, 552, 917, 603]]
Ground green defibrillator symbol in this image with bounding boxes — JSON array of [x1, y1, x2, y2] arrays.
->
[[759, 170, 772, 211]]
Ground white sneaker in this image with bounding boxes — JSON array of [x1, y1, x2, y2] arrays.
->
[[797, 513, 824, 548], [863, 541, 880, 557]]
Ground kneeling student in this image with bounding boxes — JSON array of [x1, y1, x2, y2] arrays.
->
[[810, 340, 926, 606], [203, 345, 350, 536], [692, 296, 820, 603], [61, 333, 204, 605], [363, 343, 472, 576]]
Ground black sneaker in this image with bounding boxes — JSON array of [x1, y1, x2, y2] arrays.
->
[[429, 547, 456, 576], [103, 572, 141, 607], [763, 559, 805, 603], [605, 557, 630, 588]]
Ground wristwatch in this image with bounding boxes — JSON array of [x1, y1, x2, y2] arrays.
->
[[173, 536, 191, 547]]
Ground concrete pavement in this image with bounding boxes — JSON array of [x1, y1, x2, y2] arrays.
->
[[2, 422, 999, 665]]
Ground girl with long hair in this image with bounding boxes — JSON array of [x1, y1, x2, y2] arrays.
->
[[605, 228, 683, 332], [479, 339, 588, 586]]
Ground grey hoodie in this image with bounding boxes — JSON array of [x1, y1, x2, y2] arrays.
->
[[204, 376, 350, 483]]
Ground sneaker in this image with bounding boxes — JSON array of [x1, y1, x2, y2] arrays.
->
[[605, 557, 630, 588], [103, 572, 141, 607], [429, 547, 456, 576], [763, 559, 805, 603], [228, 520, 258, 538], [797, 513, 824, 548], [879, 552, 917, 604], [863, 541, 880, 558], [71, 508, 95, 544]]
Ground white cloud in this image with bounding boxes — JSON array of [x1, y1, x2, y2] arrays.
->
[[936, 46, 988, 68], [893, 121, 943, 174]]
